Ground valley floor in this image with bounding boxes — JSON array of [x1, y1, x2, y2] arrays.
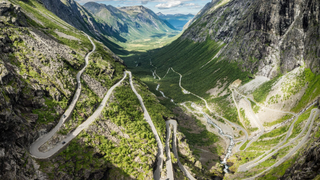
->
[[127, 58, 320, 179]]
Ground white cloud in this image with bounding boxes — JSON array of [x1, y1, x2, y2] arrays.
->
[[184, 2, 201, 9], [155, 1, 182, 9], [184, 3, 195, 6]]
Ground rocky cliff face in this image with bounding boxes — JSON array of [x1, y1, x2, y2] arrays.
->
[[41, 0, 127, 44], [281, 135, 320, 179], [182, 0, 320, 78], [183, 0, 219, 30], [41, 0, 97, 33], [0, 1, 70, 179]]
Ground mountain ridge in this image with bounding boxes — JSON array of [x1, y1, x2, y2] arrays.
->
[[182, 0, 320, 78], [83, 2, 177, 42]]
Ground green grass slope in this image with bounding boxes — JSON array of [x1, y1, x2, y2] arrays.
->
[[124, 38, 250, 102]]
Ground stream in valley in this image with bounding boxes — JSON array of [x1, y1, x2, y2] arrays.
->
[[152, 67, 234, 173]]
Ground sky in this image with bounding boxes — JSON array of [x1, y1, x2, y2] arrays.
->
[[76, 0, 211, 14]]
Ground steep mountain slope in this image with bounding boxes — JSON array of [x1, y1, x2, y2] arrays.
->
[[129, 0, 320, 105], [83, 2, 178, 43], [123, 0, 320, 179], [40, 0, 127, 54], [183, 0, 220, 30], [182, 0, 320, 78], [0, 0, 175, 179], [157, 13, 194, 30]]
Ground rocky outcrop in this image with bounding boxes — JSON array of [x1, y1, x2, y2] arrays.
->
[[0, 1, 123, 179], [182, 0, 320, 77], [0, 1, 27, 27], [183, 0, 220, 30], [0, 55, 51, 180], [280, 136, 320, 179], [0, 3, 83, 177], [82, 74, 107, 99]]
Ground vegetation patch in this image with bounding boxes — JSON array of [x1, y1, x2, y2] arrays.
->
[[32, 97, 68, 124], [259, 155, 298, 180], [209, 95, 239, 124], [263, 114, 293, 127], [240, 140, 249, 150], [292, 68, 320, 112], [252, 76, 281, 103], [179, 126, 218, 147], [124, 38, 250, 103], [287, 108, 313, 141], [259, 125, 289, 139]]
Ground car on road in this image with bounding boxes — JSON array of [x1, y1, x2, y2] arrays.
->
[[62, 141, 66, 144], [63, 114, 66, 118]]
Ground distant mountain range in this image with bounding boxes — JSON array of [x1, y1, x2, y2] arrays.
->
[[156, 12, 194, 31], [83, 2, 177, 42], [41, 0, 177, 53]]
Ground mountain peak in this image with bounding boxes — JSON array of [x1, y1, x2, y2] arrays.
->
[[119, 5, 148, 11], [156, 12, 164, 16]]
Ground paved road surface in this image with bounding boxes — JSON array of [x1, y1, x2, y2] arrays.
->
[[171, 68, 248, 171], [231, 89, 249, 152], [30, 70, 127, 158], [127, 71, 164, 180], [244, 109, 319, 180], [30, 69, 165, 180], [238, 106, 318, 172], [165, 121, 174, 180], [29, 34, 96, 158], [168, 120, 196, 180]]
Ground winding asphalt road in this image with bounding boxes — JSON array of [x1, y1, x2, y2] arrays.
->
[[31, 69, 165, 180], [170, 68, 248, 171], [153, 67, 320, 178], [231, 89, 250, 152], [238, 101, 318, 172], [242, 108, 318, 172], [165, 121, 174, 180], [29, 34, 96, 158], [244, 108, 319, 180], [167, 120, 196, 180], [127, 71, 164, 180], [150, 66, 320, 178], [30, 36, 165, 180]]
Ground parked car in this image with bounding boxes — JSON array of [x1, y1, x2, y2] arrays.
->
[[62, 141, 66, 144]]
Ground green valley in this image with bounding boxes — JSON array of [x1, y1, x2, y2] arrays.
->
[[1, 0, 320, 179]]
